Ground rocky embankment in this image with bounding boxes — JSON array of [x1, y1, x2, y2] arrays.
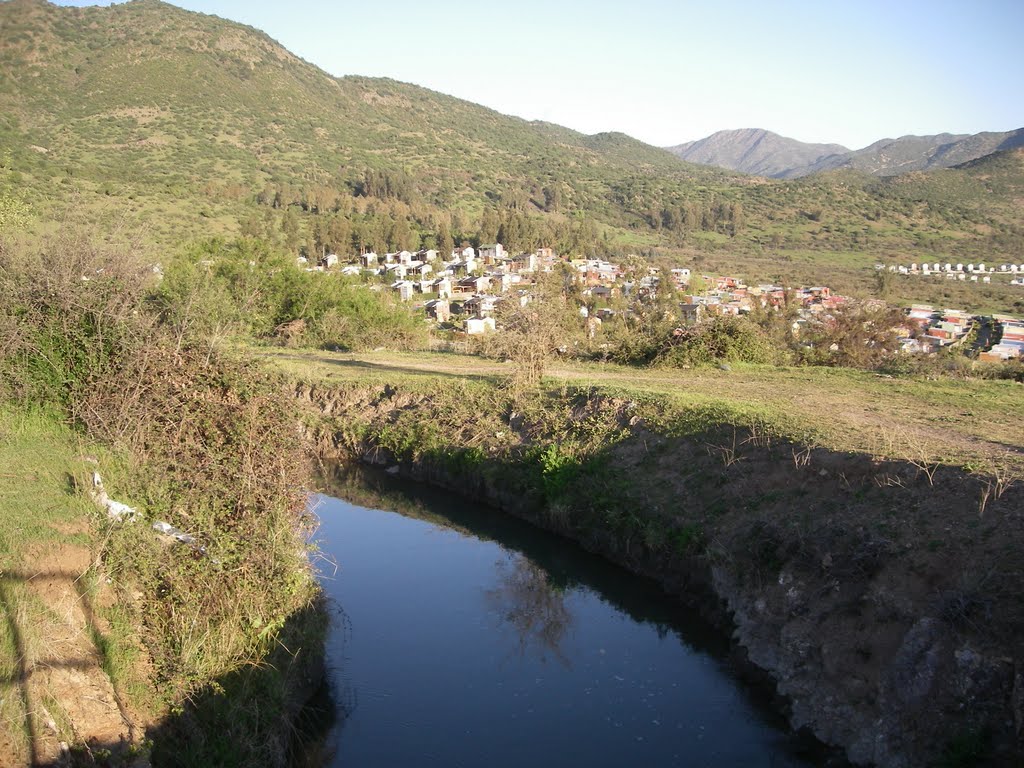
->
[[297, 380, 1024, 767]]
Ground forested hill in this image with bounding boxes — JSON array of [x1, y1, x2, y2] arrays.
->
[[0, 0, 735, 223], [1, 0, 1023, 312]]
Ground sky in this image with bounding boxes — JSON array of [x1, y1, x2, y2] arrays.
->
[[53, 0, 1024, 150]]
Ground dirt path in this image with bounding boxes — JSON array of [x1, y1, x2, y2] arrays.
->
[[1, 530, 138, 767]]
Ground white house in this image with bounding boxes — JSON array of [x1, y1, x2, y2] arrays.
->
[[465, 316, 496, 335], [393, 281, 414, 301], [478, 243, 505, 263]]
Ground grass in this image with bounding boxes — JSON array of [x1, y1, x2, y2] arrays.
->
[[0, 406, 101, 762], [262, 347, 1024, 470], [0, 407, 95, 565]]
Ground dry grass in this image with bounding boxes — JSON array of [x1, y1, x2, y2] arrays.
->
[[261, 347, 1024, 471]]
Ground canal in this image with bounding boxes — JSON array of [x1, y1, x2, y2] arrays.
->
[[312, 466, 824, 767]]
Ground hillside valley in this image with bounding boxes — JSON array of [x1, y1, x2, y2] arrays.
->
[[0, 0, 1022, 313], [1, 2, 1024, 767]]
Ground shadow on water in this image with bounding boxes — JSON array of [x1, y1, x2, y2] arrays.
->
[[315, 463, 844, 767]]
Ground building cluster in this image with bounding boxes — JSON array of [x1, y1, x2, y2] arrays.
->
[[881, 261, 1024, 285], [902, 306, 974, 354], [309, 243, 1022, 357], [981, 316, 1024, 361]]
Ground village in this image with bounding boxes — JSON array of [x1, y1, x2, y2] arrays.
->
[[300, 245, 1024, 362]]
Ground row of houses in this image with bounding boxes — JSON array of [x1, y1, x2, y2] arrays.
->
[[305, 242, 1024, 353], [881, 261, 1024, 282], [980, 316, 1024, 361]]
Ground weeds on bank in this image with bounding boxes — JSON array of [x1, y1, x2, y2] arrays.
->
[[1, 231, 325, 765]]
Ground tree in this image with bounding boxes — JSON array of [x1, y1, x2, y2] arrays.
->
[[801, 302, 905, 369], [543, 184, 563, 213], [490, 270, 583, 398], [436, 220, 453, 256], [389, 216, 415, 251], [326, 214, 352, 256], [281, 208, 300, 252], [479, 208, 500, 245]]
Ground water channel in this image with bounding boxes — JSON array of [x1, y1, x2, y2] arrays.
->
[[312, 466, 825, 767]]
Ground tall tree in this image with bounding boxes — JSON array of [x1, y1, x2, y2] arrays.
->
[[281, 208, 300, 252], [479, 208, 500, 245], [437, 220, 454, 256]]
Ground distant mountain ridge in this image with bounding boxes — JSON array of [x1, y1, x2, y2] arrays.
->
[[666, 127, 1024, 178], [666, 129, 849, 179]]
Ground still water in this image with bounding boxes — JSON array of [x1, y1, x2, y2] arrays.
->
[[312, 467, 822, 767]]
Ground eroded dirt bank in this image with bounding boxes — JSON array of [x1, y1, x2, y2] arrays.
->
[[298, 379, 1024, 768]]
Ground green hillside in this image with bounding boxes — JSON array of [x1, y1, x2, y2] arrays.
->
[[1, 0, 1022, 312]]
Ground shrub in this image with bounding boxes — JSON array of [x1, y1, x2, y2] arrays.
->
[[0, 229, 156, 411], [657, 315, 778, 367]]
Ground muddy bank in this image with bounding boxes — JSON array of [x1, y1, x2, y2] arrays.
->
[[297, 379, 1024, 768]]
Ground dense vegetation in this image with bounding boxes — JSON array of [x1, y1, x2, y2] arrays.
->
[[0, 227, 325, 765]]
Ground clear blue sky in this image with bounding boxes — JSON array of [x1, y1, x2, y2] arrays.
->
[[54, 0, 1024, 150]]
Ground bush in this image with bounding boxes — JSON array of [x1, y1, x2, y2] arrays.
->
[[153, 237, 427, 351], [2, 230, 323, 764], [0, 229, 156, 412], [657, 315, 778, 367]]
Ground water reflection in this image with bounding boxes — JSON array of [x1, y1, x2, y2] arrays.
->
[[312, 464, 833, 767], [486, 555, 573, 666]]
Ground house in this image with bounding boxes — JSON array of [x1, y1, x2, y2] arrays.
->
[[478, 243, 505, 263], [425, 299, 451, 323], [465, 316, 496, 335], [670, 268, 691, 286], [360, 252, 379, 268], [433, 277, 452, 299], [450, 255, 477, 275], [416, 249, 438, 262], [980, 342, 1023, 362], [321, 254, 339, 268], [463, 294, 499, 318], [456, 275, 490, 294], [392, 281, 414, 302], [679, 303, 705, 324], [487, 271, 512, 293], [509, 253, 538, 272]]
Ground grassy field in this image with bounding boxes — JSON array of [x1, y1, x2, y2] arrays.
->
[[262, 347, 1024, 471]]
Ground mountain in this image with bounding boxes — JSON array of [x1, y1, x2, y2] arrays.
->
[[666, 127, 1024, 179], [802, 129, 1024, 176], [0, 0, 738, 233], [666, 129, 849, 179]]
